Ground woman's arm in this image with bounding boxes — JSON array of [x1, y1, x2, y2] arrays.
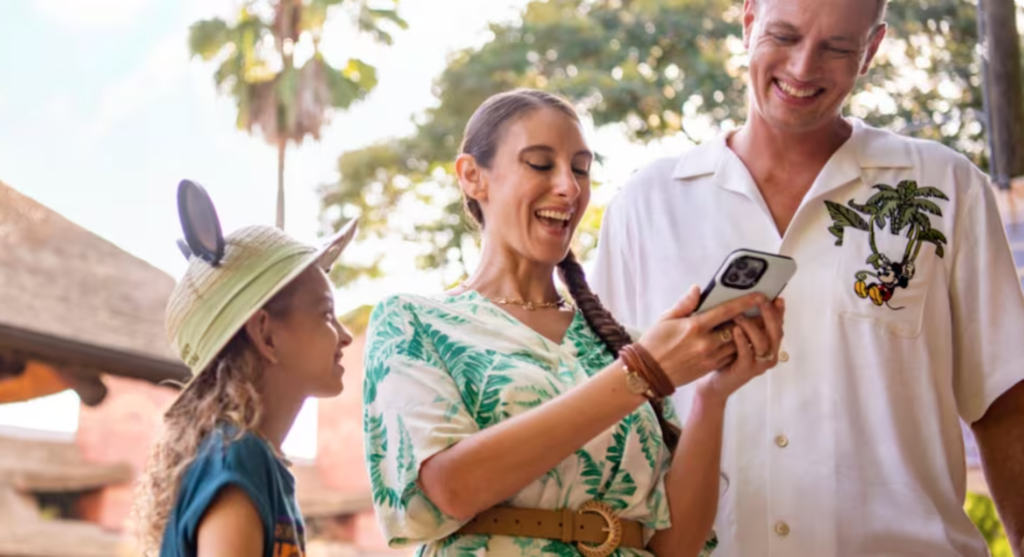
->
[[419, 290, 764, 521], [195, 486, 265, 557], [420, 360, 648, 519]]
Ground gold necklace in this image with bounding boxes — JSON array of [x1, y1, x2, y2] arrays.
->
[[462, 283, 568, 311]]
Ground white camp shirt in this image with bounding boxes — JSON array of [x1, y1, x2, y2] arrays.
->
[[590, 118, 1024, 557]]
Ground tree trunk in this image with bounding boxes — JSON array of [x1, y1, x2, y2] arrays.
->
[[982, 0, 1024, 188], [276, 138, 286, 230]]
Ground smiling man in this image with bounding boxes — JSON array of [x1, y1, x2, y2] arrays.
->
[[591, 0, 1024, 555]]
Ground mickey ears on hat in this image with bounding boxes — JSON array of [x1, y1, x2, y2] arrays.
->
[[176, 179, 225, 266]]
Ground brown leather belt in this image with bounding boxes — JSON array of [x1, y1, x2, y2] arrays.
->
[[455, 501, 646, 557]]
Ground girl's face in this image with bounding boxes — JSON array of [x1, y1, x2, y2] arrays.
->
[[257, 266, 353, 397]]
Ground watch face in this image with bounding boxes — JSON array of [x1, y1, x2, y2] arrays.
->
[[625, 370, 650, 395]]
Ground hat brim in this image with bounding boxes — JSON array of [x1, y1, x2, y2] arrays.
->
[[163, 218, 359, 415]]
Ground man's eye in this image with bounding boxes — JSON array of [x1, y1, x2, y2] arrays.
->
[[772, 34, 797, 44]]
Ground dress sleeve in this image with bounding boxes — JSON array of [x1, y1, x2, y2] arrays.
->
[[361, 295, 480, 547]]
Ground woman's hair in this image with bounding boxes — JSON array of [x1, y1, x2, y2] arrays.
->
[[132, 287, 296, 556], [459, 88, 682, 452]]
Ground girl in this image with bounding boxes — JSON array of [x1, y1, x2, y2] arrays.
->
[[134, 181, 357, 557]]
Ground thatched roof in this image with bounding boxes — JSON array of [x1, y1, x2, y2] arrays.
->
[[0, 428, 130, 557], [0, 428, 131, 492], [0, 181, 188, 385]]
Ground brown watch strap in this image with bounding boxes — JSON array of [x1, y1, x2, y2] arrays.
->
[[456, 506, 646, 550]]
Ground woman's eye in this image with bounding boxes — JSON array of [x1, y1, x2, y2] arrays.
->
[[527, 162, 553, 171]]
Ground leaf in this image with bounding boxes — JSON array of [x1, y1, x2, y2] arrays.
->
[[539, 541, 579, 557], [866, 253, 884, 269], [364, 411, 400, 509], [911, 198, 944, 216], [824, 201, 870, 244], [601, 414, 632, 494], [602, 471, 639, 512], [575, 449, 604, 498], [915, 186, 950, 200], [188, 18, 231, 60], [476, 373, 514, 428]]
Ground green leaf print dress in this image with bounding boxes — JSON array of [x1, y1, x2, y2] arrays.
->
[[362, 291, 717, 557]]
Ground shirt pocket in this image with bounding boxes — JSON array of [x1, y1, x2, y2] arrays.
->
[[833, 227, 937, 338]]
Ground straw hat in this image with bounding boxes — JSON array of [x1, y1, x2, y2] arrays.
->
[[163, 180, 357, 405]]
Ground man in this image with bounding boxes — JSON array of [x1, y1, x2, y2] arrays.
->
[[591, 0, 1024, 555]]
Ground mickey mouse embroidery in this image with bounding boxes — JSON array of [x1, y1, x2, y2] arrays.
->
[[825, 180, 949, 310]]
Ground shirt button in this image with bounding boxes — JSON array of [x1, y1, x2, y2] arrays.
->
[[774, 521, 790, 537], [774, 434, 789, 448], [778, 351, 790, 363]]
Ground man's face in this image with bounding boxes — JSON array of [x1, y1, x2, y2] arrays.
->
[[743, 0, 885, 134]]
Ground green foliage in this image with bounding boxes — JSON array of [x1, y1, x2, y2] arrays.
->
[[319, 0, 1008, 279], [965, 492, 1013, 557], [189, 0, 405, 226]]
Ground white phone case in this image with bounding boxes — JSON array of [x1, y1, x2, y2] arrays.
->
[[695, 249, 797, 317]]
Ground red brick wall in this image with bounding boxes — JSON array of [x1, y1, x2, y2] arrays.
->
[[317, 334, 369, 494], [76, 375, 176, 532], [315, 334, 395, 552]]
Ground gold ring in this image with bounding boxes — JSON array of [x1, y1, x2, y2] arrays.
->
[[718, 328, 732, 342], [755, 352, 775, 362]]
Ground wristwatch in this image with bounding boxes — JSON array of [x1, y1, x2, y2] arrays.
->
[[622, 365, 655, 399]]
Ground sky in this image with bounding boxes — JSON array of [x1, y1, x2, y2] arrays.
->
[[0, 0, 697, 456]]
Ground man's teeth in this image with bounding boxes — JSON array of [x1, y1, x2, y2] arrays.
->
[[777, 80, 818, 98], [536, 210, 571, 221]]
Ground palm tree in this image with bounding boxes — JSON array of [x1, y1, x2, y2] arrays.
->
[[188, 0, 406, 229], [827, 180, 949, 269]]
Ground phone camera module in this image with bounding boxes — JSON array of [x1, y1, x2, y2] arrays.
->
[[723, 256, 768, 289]]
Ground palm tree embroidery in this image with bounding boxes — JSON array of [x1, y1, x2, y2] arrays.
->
[[825, 180, 949, 310]]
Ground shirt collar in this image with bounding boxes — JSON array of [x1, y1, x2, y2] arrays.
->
[[670, 117, 915, 183]]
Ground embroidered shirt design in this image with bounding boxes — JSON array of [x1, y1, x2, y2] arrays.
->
[[825, 180, 948, 310]]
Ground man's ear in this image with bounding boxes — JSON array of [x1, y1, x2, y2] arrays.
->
[[456, 153, 487, 203], [861, 23, 887, 75], [244, 310, 279, 364], [742, 0, 758, 50]]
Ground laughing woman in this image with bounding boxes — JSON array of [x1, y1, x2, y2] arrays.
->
[[361, 89, 785, 557]]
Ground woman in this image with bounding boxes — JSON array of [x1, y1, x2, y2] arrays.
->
[[134, 181, 358, 556], [362, 89, 785, 557]]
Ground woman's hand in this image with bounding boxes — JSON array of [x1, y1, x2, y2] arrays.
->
[[637, 285, 767, 388], [695, 297, 786, 405]]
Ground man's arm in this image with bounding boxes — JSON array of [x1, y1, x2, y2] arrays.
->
[[972, 379, 1024, 556]]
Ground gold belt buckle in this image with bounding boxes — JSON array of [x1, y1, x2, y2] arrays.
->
[[576, 500, 623, 557]]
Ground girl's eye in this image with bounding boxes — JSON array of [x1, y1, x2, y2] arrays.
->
[[572, 168, 590, 177]]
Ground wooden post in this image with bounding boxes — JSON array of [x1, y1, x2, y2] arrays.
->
[[982, 0, 1024, 189]]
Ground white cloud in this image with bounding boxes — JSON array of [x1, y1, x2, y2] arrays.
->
[[32, 0, 152, 31]]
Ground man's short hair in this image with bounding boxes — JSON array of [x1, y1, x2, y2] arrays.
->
[[875, 0, 888, 25]]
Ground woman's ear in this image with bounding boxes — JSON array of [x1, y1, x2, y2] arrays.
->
[[244, 310, 279, 364], [456, 153, 487, 203]]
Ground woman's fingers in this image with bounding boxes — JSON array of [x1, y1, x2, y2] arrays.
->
[[733, 314, 771, 360]]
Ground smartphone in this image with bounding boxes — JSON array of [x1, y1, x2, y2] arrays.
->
[[695, 249, 796, 318]]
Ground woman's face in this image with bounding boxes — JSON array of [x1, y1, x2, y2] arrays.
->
[[463, 107, 593, 266]]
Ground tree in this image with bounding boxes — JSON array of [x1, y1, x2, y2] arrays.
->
[[319, 0, 1012, 280], [189, 0, 406, 229]]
